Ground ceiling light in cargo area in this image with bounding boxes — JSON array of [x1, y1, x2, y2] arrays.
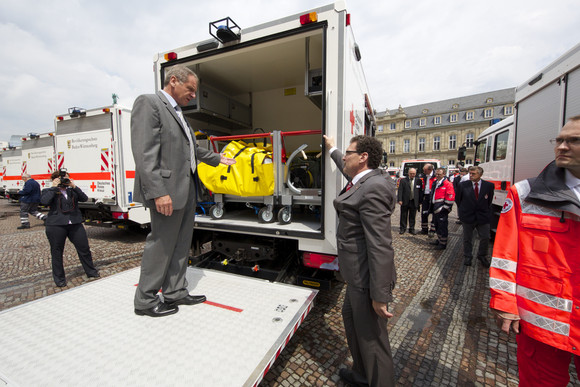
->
[[300, 12, 317, 25], [209, 17, 241, 44]]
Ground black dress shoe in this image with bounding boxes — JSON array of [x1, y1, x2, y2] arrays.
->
[[434, 244, 446, 250], [87, 272, 100, 278], [339, 368, 369, 387], [429, 240, 440, 245], [399, 230, 405, 234], [55, 282, 67, 287], [17, 224, 30, 230], [135, 302, 178, 317], [421, 229, 429, 235], [409, 230, 417, 235], [478, 257, 491, 268], [166, 294, 206, 306]]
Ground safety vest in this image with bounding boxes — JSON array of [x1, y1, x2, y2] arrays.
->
[[490, 179, 580, 355]]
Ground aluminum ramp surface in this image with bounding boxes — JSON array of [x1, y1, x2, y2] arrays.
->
[[0, 267, 317, 386]]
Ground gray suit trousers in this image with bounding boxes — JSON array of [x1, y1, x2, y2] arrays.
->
[[134, 180, 196, 309], [342, 285, 395, 387]]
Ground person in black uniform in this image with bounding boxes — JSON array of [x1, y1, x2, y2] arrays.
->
[[41, 170, 99, 287]]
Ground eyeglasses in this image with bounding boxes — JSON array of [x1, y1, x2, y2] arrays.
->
[[344, 150, 360, 155], [549, 137, 580, 146]]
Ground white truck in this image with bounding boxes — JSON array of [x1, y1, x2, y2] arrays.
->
[[54, 105, 150, 227], [152, 2, 376, 285], [473, 41, 580, 231], [20, 133, 55, 193], [1, 147, 23, 201]]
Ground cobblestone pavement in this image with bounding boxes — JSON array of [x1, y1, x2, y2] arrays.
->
[[0, 199, 578, 386]]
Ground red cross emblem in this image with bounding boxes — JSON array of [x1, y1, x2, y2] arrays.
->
[[90, 182, 97, 192]]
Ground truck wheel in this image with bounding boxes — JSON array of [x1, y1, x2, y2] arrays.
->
[[258, 207, 274, 223], [278, 207, 292, 224], [210, 205, 224, 220]]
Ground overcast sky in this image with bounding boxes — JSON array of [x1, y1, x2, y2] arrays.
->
[[1, 0, 579, 142]]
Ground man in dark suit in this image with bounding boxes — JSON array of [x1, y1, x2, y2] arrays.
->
[[324, 134, 396, 387], [131, 65, 235, 317], [419, 163, 436, 234], [455, 166, 494, 267], [397, 167, 422, 234]]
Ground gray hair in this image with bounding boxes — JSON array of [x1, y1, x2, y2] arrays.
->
[[163, 65, 198, 86], [469, 166, 484, 175], [22, 173, 31, 179]]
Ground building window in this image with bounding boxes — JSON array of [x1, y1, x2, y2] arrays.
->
[[448, 159, 455, 165], [486, 98, 493, 104], [484, 108, 493, 118], [377, 125, 383, 133], [450, 113, 458, 123], [449, 134, 457, 150], [405, 120, 411, 128], [433, 136, 441, 151], [403, 139, 410, 153], [452, 103, 459, 109], [434, 116, 441, 125], [389, 140, 395, 154], [422, 109, 429, 114], [466, 111, 474, 120], [466, 133, 474, 148], [419, 138, 425, 152], [389, 161, 395, 167], [390, 123, 396, 130], [504, 105, 513, 115], [419, 118, 426, 127], [466, 158, 473, 165]]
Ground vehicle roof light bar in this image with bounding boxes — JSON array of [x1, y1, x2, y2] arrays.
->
[[209, 17, 241, 44]]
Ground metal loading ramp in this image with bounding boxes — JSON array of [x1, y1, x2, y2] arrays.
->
[[0, 267, 318, 386]]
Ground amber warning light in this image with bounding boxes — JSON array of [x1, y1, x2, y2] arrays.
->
[[300, 12, 317, 25], [164, 52, 178, 61]]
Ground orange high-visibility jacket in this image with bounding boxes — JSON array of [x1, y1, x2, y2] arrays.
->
[[430, 178, 455, 214], [490, 162, 580, 354]]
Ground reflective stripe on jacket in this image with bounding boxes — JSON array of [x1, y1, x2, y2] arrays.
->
[[490, 166, 580, 355]]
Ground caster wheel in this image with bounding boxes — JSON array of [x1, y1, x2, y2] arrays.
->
[[210, 204, 224, 219]]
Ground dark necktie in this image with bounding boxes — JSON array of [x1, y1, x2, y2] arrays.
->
[[345, 181, 353, 191], [474, 182, 479, 200]]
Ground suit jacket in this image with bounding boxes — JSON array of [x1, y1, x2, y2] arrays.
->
[[41, 186, 87, 226], [131, 91, 221, 210], [455, 179, 494, 224], [397, 176, 422, 207], [331, 150, 397, 303]]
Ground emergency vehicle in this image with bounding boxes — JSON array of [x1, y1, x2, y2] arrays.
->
[[20, 133, 55, 192], [54, 105, 150, 227], [399, 159, 441, 178], [0, 152, 4, 197], [1, 146, 23, 201], [473, 41, 580, 232], [154, 2, 376, 284]]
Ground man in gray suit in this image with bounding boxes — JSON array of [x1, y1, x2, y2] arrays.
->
[[131, 65, 235, 317], [324, 135, 397, 387]]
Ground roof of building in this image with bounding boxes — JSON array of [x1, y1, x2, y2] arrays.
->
[[377, 87, 515, 131]]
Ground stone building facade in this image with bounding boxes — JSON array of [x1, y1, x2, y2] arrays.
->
[[375, 88, 515, 172]]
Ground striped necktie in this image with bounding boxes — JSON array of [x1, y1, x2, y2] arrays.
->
[[175, 107, 197, 174]]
